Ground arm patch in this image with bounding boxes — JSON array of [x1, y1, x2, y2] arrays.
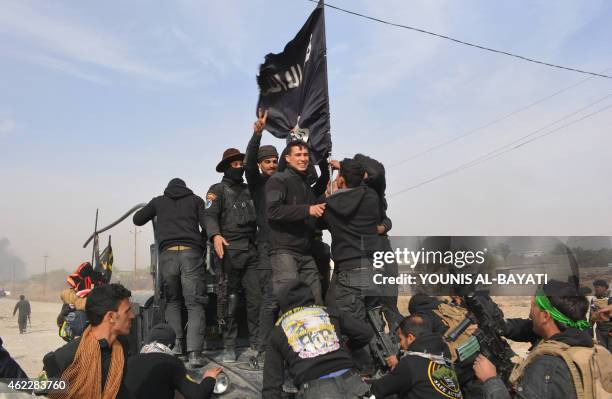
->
[[206, 192, 217, 208]]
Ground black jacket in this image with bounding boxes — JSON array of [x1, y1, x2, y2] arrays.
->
[[42, 336, 132, 398], [262, 282, 373, 399], [204, 177, 257, 248], [482, 326, 594, 399], [244, 133, 272, 244], [408, 294, 448, 335], [0, 338, 28, 379], [353, 154, 392, 233], [370, 333, 462, 399], [133, 178, 206, 251], [265, 166, 326, 254], [320, 185, 380, 269], [125, 353, 215, 399]]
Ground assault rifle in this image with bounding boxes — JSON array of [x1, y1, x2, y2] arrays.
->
[[446, 293, 515, 387], [206, 242, 227, 327], [366, 306, 398, 375]]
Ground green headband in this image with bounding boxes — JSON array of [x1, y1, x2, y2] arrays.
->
[[535, 289, 590, 330]]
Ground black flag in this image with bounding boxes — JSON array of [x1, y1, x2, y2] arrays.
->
[[96, 236, 114, 284], [257, 0, 331, 163]]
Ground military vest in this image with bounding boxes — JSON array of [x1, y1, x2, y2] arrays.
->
[[218, 182, 257, 235], [509, 339, 612, 399]]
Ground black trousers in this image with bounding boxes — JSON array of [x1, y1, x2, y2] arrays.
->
[[379, 236, 403, 331], [159, 248, 207, 353], [331, 266, 380, 322], [312, 240, 331, 302], [257, 242, 279, 352], [222, 245, 262, 349], [271, 252, 323, 305]]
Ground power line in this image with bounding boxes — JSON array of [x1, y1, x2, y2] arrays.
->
[[390, 96, 612, 196], [390, 68, 611, 168], [447, 94, 611, 171], [309, 0, 612, 79]]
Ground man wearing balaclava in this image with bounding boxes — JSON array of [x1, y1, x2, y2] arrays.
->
[[204, 148, 262, 362]]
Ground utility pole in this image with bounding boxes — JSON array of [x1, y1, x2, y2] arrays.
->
[[130, 229, 141, 290], [43, 255, 48, 299]]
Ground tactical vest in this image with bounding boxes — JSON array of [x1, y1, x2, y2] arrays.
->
[[218, 182, 257, 236], [434, 303, 474, 362], [509, 340, 612, 399]]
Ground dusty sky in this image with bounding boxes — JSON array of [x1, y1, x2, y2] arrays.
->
[[1, 0, 611, 277]]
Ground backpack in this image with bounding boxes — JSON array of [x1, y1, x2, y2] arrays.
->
[[509, 340, 612, 399], [58, 309, 89, 342]]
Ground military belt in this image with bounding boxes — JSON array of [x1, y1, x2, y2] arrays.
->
[[164, 245, 192, 251]]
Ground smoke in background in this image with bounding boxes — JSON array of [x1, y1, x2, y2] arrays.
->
[[0, 238, 26, 281]]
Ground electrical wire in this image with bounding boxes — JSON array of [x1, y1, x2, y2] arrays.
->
[[390, 95, 612, 196], [308, 0, 611, 79], [389, 68, 611, 167]]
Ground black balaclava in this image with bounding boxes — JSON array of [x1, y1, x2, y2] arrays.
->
[[224, 166, 244, 183]]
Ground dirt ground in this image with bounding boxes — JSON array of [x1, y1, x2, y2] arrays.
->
[[0, 298, 65, 379]]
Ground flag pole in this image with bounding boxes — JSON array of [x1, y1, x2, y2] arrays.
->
[[91, 209, 99, 267], [319, 0, 334, 194]]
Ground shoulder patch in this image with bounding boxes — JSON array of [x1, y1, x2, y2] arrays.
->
[[428, 362, 463, 398], [206, 192, 217, 209]]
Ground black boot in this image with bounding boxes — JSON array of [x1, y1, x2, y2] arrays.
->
[[188, 351, 204, 368], [172, 338, 185, 356]]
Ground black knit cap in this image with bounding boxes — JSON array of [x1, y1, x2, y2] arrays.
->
[[257, 145, 278, 162], [147, 323, 176, 346]]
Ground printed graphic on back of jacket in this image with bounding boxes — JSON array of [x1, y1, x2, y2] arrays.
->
[[279, 306, 340, 359]]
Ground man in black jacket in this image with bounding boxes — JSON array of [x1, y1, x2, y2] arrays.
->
[[262, 280, 372, 399], [245, 109, 280, 367], [133, 178, 207, 366], [321, 159, 380, 322], [205, 148, 261, 362], [370, 315, 463, 399], [334, 154, 402, 331], [265, 141, 329, 305], [408, 294, 482, 397], [125, 323, 222, 399], [473, 280, 598, 399], [407, 294, 448, 334]]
